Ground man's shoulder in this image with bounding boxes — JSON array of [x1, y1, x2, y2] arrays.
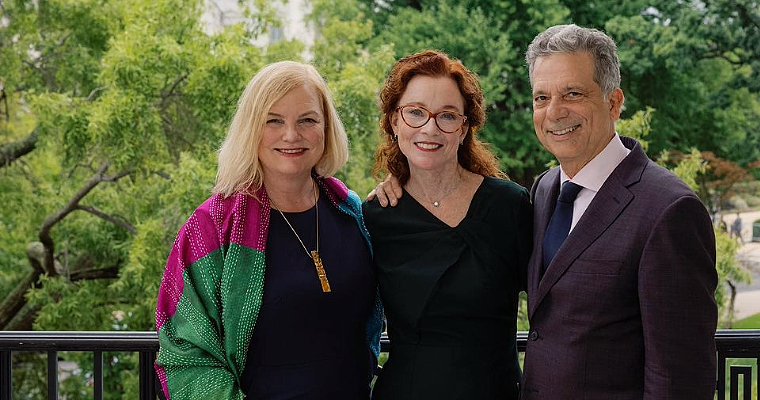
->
[[637, 159, 698, 198], [530, 168, 557, 202]]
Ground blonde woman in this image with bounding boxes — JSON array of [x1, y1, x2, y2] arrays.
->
[[155, 61, 382, 400]]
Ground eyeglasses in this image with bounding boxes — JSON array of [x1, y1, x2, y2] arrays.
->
[[396, 105, 467, 133]]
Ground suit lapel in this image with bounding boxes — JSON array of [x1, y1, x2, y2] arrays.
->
[[529, 138, 648, 318]]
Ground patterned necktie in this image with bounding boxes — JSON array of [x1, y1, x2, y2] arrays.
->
[[542, 181, 583, 275]]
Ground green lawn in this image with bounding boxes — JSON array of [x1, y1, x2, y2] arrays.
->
[[733, 313, 760, 329]]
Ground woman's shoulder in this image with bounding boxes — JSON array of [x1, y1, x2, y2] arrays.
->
[[480, 176, 529, 199], [360, 196, 387, 224], [318, 175, 363, 219], [179, 191, 268, 248], [192, 191, 261, 222], [470, 177, 531, 227]]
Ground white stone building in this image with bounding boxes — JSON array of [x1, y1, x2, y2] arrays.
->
[[201, 0, 315, 49]]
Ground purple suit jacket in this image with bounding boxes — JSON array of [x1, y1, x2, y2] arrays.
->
[[521, 137, 717, 400]]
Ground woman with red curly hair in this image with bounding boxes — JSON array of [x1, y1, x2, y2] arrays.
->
[[363, 50, 532, 400]]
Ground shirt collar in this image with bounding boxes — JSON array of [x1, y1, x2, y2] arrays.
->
[[560, 133, 631, 191]]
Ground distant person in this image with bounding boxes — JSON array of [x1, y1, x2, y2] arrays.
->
[[154, 61, 382, 400], [718, 218, 728, 234], [521, 24, 718, 399], [732, 212, 744, 243], [364, 50, 532, 400]]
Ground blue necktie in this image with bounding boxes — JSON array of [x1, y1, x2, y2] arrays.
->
[[542, 181, 583, 274]]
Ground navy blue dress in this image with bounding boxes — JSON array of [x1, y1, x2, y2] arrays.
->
[[241, 194, 376, 399]]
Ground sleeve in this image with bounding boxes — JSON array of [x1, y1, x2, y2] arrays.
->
[[365, 288, 384, 363], [357, 194, 383, 365], [638, 195, 717, 400], [154, 211, 246, 400], [515, 187, 534, 293]]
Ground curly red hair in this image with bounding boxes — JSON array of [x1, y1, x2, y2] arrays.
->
[[373, 50, 504, 184]]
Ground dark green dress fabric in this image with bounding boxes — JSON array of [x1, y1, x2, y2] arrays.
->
[[363, 177, 533, 400]]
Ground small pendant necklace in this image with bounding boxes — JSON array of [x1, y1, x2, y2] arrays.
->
[[269, 181, 331, 293], [417, 177, 461, 208]]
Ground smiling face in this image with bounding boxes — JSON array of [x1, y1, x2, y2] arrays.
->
[[392, 75, 467, 174], [259, 84, 325, 182], [531, 51, 624, 177]]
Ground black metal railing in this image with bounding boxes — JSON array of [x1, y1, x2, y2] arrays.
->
[[0, 331, 158, 400], [1, 330, 759, 400]]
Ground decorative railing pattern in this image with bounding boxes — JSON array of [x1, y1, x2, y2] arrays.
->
[[1, 330, 758, 400]]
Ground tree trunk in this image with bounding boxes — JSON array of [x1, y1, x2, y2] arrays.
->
[[4, 303, 41, 331], [726, 280, 737, 328], [0, 270, 41, 330], [0, 241, 46, 330]]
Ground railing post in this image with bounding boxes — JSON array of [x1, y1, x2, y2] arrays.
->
[[94, 350, 103, 400], [139, 351, 156, 400], [47, 350, 57, 400], [1, 351, 11, 400], [717, 351, 726, 400]]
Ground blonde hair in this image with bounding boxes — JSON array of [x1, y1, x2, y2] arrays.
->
[[213, 61, 349, 197]]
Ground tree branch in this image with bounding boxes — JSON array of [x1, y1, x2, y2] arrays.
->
[[4, 302, 41, 331], [163, 74, 188, 100], [75, 205, 137, 235], [69, 265, 120, 281], [0, 128, 38, 169], [0, 270, 41, 329], [154, 170, 171, 180], [0, 84, 8, 121], [86, 86, 107, 102], [38, 161, 134, 274]]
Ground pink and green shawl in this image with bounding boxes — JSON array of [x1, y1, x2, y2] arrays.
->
[[154, 176, 383, 400]]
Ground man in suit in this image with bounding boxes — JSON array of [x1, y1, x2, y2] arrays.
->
[[520, 24, 717, 399]]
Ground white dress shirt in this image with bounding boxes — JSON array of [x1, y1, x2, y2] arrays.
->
[[559, 133, 631, 232]]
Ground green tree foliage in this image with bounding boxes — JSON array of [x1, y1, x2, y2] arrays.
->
[[607, 2, 760, 170], [714, 227, 750, 327], [308, 0, 396, 195]]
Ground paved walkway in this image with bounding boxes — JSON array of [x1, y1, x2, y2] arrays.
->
[[732, 241, 760, 320]]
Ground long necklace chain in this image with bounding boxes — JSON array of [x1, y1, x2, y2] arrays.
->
[[269, 181, 331, 293]]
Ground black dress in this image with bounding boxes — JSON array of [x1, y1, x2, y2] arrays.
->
[[363, 177, 532, 400], [241, 194, 376, 400]]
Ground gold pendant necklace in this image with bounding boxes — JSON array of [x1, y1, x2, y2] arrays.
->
[[269, 181, 331, 293]]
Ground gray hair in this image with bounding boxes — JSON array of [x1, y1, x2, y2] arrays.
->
[[526, 24, 621, 96]]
